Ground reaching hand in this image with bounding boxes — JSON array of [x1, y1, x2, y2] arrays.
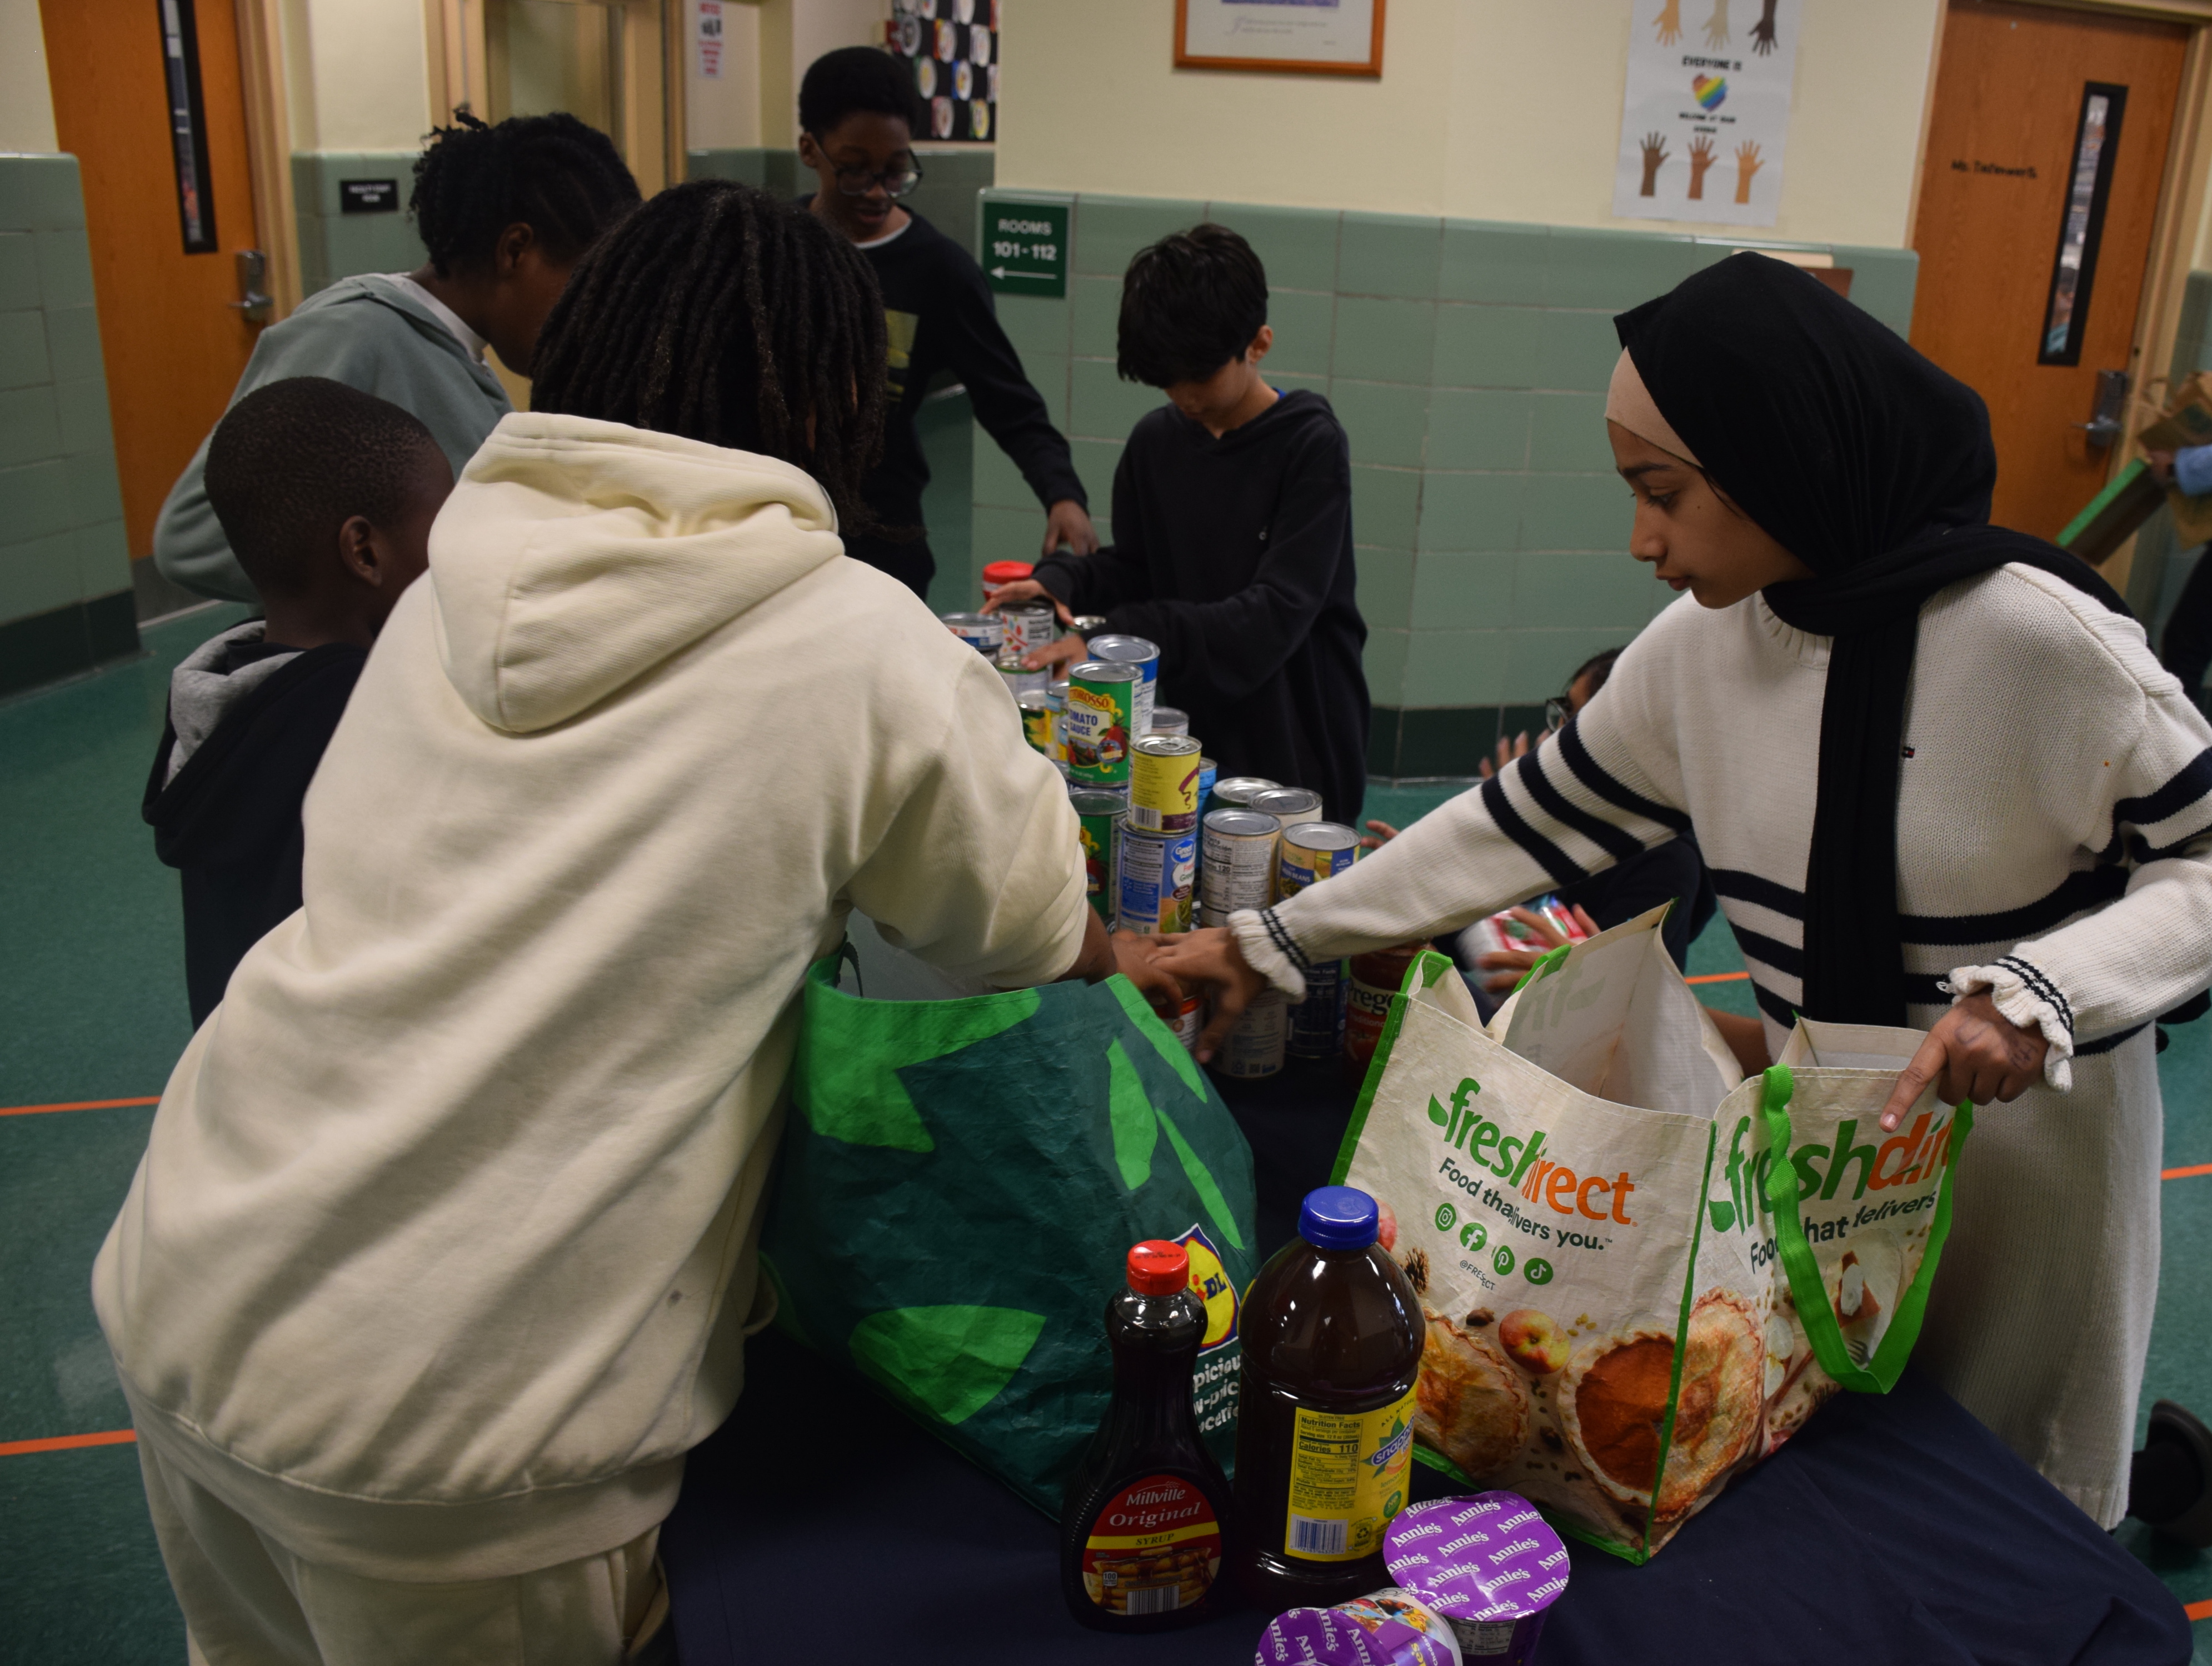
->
[[1639, 132, 1671, 198], [1151, 927, 1272, 1062], [1734, 141, 1764, 205], [1654, 0, 1682, 45], [1750, 0, 1779, 53], [1687, 136, 1717, 201], [1110, 930, 1185, 1012], [1045, 498, 1099, 557], [1360, 818, 1400, 853], [1876, 993, 2049, 1130], [1703, 0, 1729, 47], [1477, 731, 1534, 781], [1023, 633, 1089, 675], [1472, 904, 1600, 993], [983, 577, 1062, 615]]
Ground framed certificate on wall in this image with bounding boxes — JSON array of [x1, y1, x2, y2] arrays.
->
[[1175, 0, 1385, 77]]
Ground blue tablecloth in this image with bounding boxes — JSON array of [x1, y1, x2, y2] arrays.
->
[[662, 1060, 2192, 1666]]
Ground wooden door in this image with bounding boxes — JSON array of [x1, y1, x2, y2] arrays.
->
[[40, 0, 266, 561], [1911, 0, 2188, 541]]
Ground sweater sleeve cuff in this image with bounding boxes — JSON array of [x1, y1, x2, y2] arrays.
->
[[1230, 907, 1310, 1002], [1945, 955, 2075, 1092]]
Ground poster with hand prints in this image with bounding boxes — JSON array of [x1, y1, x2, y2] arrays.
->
[[1611, 0, 1802, 227]]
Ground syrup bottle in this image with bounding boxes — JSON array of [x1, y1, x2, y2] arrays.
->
[[1058, 1240, 1234, 1630], [1232, 1185, 1425, 1613]]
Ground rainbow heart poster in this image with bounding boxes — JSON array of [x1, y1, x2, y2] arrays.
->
[[1612, 0, 1803, 227]]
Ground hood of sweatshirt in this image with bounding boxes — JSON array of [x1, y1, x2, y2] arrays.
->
[[292, 273, 510, 403], [430, 413, 846, 733]]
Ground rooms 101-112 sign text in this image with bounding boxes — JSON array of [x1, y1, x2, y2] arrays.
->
[[984, 203, 1067, 298]]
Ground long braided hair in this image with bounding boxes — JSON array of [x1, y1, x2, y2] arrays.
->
[[530, 181, 888, 530], [410, 111, 641, 277]]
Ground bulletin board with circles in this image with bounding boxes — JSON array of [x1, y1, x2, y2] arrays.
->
[[889, 0, 998, 142]]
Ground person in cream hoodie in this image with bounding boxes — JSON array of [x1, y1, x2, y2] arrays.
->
[[96, 182, 1151, 1665]]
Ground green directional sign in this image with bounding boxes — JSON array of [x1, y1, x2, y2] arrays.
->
[[983, 201, 1068, 299]]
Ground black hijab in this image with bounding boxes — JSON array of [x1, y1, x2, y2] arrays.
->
[[1614, 254, 2130, 1026]]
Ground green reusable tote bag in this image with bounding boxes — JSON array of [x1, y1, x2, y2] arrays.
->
[[757, 947, 1259, 1515]]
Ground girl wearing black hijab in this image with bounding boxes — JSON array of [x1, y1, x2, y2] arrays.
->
[[1159, 253, 2212, 1527]]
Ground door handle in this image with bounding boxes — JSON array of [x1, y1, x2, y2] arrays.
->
[[2074, 368, 2129, 448], [231, 248, 273, 322]]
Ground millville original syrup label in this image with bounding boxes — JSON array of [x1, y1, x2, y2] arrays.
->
[[1079, 1474, 1223, 1617]]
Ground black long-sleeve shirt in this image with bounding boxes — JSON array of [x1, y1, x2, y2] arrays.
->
[[1035, 388, 1369, 823], [851, 207, 1084, 528]]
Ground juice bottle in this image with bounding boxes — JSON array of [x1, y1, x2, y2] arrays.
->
[[1232, 1185, 1425, 1612], [1058, 1240, 1234, 1629]]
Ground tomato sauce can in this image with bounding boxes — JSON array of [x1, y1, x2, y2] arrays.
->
[[1276, 821, 1359, 898], [1066, 662, 1137, 788], [1117, 828, 1196, 935], [1199, 809, 1280, 916], [1129, 734, 1203, 834], [1070, 789, 1126, 924], [1087, 633, 1160, 737], [1215, 989, 1286, 1079], [941, 611, 1003, 657]]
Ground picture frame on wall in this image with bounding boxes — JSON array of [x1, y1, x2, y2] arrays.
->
[[1174, 0, 1385, 77]]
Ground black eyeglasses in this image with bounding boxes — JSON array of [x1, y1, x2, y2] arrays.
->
[[810, 140, 924, 200], [1545, 697, 1572, 734]]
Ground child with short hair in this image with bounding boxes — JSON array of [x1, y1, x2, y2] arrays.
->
[[991, 224, 1368, 824], [144, 377, 452, 1023]]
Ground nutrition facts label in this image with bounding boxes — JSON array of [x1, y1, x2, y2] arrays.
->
[[1281, 1390, 1415, 1563]]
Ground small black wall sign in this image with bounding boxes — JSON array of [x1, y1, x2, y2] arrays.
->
[[340, 179, 400, 214]]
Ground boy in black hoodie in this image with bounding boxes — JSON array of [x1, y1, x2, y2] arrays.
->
[[991, 224, 1368, 824], [144, 378, 451, 1023]]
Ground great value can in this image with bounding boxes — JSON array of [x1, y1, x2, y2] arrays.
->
[[1149, 706, 1190, 737], [1087, 633, 1160, 737], [1001, 602, 1057, 658], [941, 611, 1003, 657], [1277, 820, 1359, 897], [1047, 679, 1070, 764], [1200, 809, 1280, 915], [1065, 663, 1137, 788], [1209, 776, 1280, 812], [1117, 828, 1196, 934], [1216, 990, 1286, 1079], [1070, 788, 1126, 924], [1250, 785, 1324, 832], [1018, 690, 1055, 758], [1288, 958, 1348, 1059], [1129, 734, 1203, 834], [995, 653, 1047, 699]]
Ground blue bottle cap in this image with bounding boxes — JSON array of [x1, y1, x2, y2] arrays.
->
[[1299, 1185, 1379, 1251]]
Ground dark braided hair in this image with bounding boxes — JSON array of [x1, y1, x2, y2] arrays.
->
[[410, 111, 641, 277], [530, 180, 890, 531]]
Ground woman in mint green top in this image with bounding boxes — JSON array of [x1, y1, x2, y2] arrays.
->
[[156, 113, 640, 602]]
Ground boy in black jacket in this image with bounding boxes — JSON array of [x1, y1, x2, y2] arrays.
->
[[992, 224, 1369, 824], [144, 378, 450, 1024], [798, 47, 1092, 597]]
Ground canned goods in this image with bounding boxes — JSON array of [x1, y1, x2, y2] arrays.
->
[[1216, 990, 1287, 1079], [1087, 633, 1160, 737], [1345, 945, 1424, 1069], [941, 611, 1003, 657], [1070, 614, 1109, 635], [1000, 602, 1057, 658], [1200, 809, 1280, 915], [1070, 789, 1126, 924], [1209, 776, 1280, 811], [1018, 690, 1055, 757], [1196, 756, 1218, 819], [1118, 828, 1196, 934], [1047, 679, 1070, 764], [1066, 662, 1137, 788], [1250, 785, 1324, 831], [1167, 992, 1205, 1055], [1277, 820, 1359, 897], [1129, 734, 1203, 834], [995, 653, 1047, 699], [980, 561, 1032, 604], [1149, 706, 1190, 737], [1288, 958, 1348, 1059]]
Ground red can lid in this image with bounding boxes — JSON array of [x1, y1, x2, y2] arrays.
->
[[982, 561, 1035, 586], [1127, 1239, 1190, 1296]]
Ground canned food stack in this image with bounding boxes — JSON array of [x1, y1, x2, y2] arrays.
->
[[1086, 634, 1160, 737], [940, 611, 1003, 658], [1277, 822, 1359, 1060]]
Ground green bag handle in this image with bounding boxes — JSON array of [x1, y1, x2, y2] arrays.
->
[[1755, 1064, 1975, 1394]]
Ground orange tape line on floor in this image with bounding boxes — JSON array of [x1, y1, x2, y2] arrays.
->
[[2186, 1598, 2212, 1622], [2164, 1163, 2212, 1180], [0, 1429, 136, 1458], [1683, 971, 1751, 985], [0, 1096, 159, 1118]]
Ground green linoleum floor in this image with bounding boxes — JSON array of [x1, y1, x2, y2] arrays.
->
[[1, 628, 2204, 1660]]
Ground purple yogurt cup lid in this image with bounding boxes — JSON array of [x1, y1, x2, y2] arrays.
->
[[1385, 1492, 1571, 1621]]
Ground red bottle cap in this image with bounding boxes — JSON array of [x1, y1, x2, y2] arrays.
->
[[982, 561, 1035, 587], [1126, 1239, 1190, 1296]]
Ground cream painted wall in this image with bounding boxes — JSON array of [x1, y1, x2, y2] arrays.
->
[[688, 0, 764, 149], [281, 0, 432, 152], [0, 0, 58, 153], [999, 0, 1946, 249], [756, 0, 886, 145]]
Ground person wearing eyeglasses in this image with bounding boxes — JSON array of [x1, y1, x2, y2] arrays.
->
[[796, 48, 1095, 598]]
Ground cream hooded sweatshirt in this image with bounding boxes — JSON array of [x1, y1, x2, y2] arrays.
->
[[94, 414, 1089, 1580]]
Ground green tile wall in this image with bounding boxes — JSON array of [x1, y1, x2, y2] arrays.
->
[[687, 146, 996, 262], [291, 153, 430, 296], [0, 156, 136, 696], [969, 188, 1919, 778]]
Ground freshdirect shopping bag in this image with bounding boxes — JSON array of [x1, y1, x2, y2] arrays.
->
[[758, 947, 1258, 1515], [1334, 910, 1970, 1560]]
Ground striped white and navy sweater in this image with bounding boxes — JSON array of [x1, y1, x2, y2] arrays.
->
[[1234, 562, 2212, 1525], [1243, 565, 2212, 1079]]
